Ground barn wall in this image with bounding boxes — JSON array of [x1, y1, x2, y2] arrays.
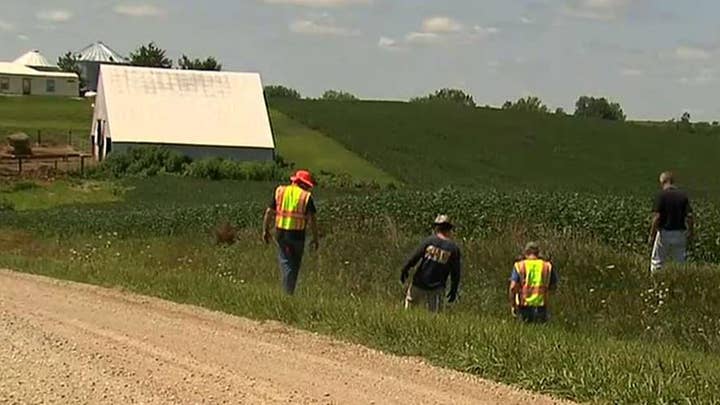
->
[[110, 143, 275, 161]]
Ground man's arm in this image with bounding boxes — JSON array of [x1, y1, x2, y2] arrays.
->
[[447, 250, 461, 302], [649, 212, 660, 245], [401, 242, 426, 283], [509, 267, 521, 309], [308, 213, 319, 250], [262, 208, 275, 244]]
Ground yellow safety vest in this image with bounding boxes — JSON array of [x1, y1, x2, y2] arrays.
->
[[515, 259, 552, 307], [274, 184, 312, 231]]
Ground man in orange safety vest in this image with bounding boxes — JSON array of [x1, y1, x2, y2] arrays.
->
[[509, 242, 558, 323], [263, 170, 319, 295]]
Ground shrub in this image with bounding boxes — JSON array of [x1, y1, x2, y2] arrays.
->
[[0, 198, 14, 212]]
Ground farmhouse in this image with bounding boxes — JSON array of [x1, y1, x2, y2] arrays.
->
[[76, 42, 128, 92], [0, 50, 79, 97], [91, 64, 275, 161]]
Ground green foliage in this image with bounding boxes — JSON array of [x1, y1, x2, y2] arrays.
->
[[0, 197, 14, 212], [184, 158, 284, 181], [129, 42, 173, 68], [91, 147, 286, 182], [270, 99, 720, 196], [574, 95, 626, 121], [264, 85, 302, 99], [57, 51, 86, 90], [321, 89, 358, 101], [410, 88, 476, 107], [177, 55, 222, 71], [502, 96, 549, 113]]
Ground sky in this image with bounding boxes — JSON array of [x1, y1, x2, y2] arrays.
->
[[1, 0, 719, 121]]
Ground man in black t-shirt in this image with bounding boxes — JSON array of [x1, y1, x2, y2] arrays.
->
[[649, 171, 694, 273], [401, 215, 462, 312]]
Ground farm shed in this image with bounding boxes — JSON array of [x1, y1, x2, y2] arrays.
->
[[91, 65, 275, 161], [76, 42, 128, 92], [0, 51, 80, 97]]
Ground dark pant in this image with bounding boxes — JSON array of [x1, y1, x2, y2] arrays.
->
[[277, 237, 305, 295], [518, 306, 548, 323]]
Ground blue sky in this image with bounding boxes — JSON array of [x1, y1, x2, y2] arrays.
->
[[1, 0, 719, 120]]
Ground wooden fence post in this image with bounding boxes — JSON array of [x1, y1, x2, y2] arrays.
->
[[80, 156, 85, 174], [18, 158, 22, 174], [37, 130, 41, 146], [68, 130, 73, 146]]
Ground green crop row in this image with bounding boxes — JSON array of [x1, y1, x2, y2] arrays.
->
[[3, 186, 719, 262]]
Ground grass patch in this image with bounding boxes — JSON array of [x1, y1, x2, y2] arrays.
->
[[270, 109, 397, 185], [0, 96, 92, 150], [0, 180, 122, 210], [2, 229, 720, 403]]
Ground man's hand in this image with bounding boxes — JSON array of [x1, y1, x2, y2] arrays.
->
[[511, 306, 518, 317], [262, 230, 272, 244], [310, 238, 320, 251], [447, 291, 457, 304]]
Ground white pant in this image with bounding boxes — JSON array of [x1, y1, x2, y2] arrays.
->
[[650, 230, 687, 273]]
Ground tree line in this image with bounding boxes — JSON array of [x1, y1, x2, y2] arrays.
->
[[55, 41, 717, 126]]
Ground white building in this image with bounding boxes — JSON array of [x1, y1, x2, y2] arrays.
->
[[0, 50, 79, 97], [91, 64, 275, 161]]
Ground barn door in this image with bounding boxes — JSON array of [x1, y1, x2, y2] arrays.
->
[[22, 79, 31, 95], [96, 120, 104, 161]]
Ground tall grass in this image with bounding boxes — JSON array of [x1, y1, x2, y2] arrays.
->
[[1, 227, 719, 403]]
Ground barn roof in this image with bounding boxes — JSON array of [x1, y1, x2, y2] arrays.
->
[[0, 62, 78, 79], [96, 65, 274, 149], [77, 42, 127, 63]]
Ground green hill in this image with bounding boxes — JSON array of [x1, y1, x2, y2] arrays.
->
[[271, 99, 720, 197]]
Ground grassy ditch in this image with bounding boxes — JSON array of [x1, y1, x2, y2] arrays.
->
[[1, 227, 719, 403]]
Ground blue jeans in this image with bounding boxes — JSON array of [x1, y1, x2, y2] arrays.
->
[[277, 238, 305, 295], [518, 306, 548, 323]]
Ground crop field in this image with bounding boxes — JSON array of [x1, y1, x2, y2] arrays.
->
[[271, 99, 720, 197], [2, 97, 720, 403]]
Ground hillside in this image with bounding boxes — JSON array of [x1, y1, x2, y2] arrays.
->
[[271, 99, 720, 197]]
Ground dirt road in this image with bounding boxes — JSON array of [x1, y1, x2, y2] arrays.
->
[[0, 270, 568, 404]]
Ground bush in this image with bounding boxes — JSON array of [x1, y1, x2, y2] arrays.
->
[[184, 158, 283, 181], [94, 147, 191, 178]]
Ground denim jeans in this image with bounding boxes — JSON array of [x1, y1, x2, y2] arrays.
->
[[277, 237, 305, 295], [650, 230, 687, 273], [518, 306, 548, 323]]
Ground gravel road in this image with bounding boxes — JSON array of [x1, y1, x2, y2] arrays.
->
[[0, 269, 569, 404]]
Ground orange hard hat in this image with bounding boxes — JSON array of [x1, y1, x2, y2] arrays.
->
[[290, 170, 315, 188]]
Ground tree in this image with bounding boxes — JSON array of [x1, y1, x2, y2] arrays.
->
[[57, 51, 86, 91], [574, 96, 626, 121], [177, 55, 222, 71], [555, 107, 566, 115], [321, 89, 358, 101], [264, 85, 302, 99], [129, 42, 172, 68], [502, 96, 549, 113], [681, 111, 691, 124], [410, 88, 476, 107]]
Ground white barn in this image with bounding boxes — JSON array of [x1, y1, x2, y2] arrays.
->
[[91, 65, 276, 161], [0, 51, 79, 97]]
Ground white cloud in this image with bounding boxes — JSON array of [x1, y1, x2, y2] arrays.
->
[[36, 10, 73, 23], [520, 16, 534, 24], [0, 19, 14, 31], [378, 36, 401, 50], [563, 0, 631, 21], [405, 32, 441, 45], [674, 46, 711, 61], [17, 34, 30, 41], [290, 19, 357, 36], [422, 17, 463, 33], [621, 68, 644, 77], [473, 25, 499, 36], [678, 68, 715, 85], [113, 4, 167, 17], [264, 0, 371, 6]]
